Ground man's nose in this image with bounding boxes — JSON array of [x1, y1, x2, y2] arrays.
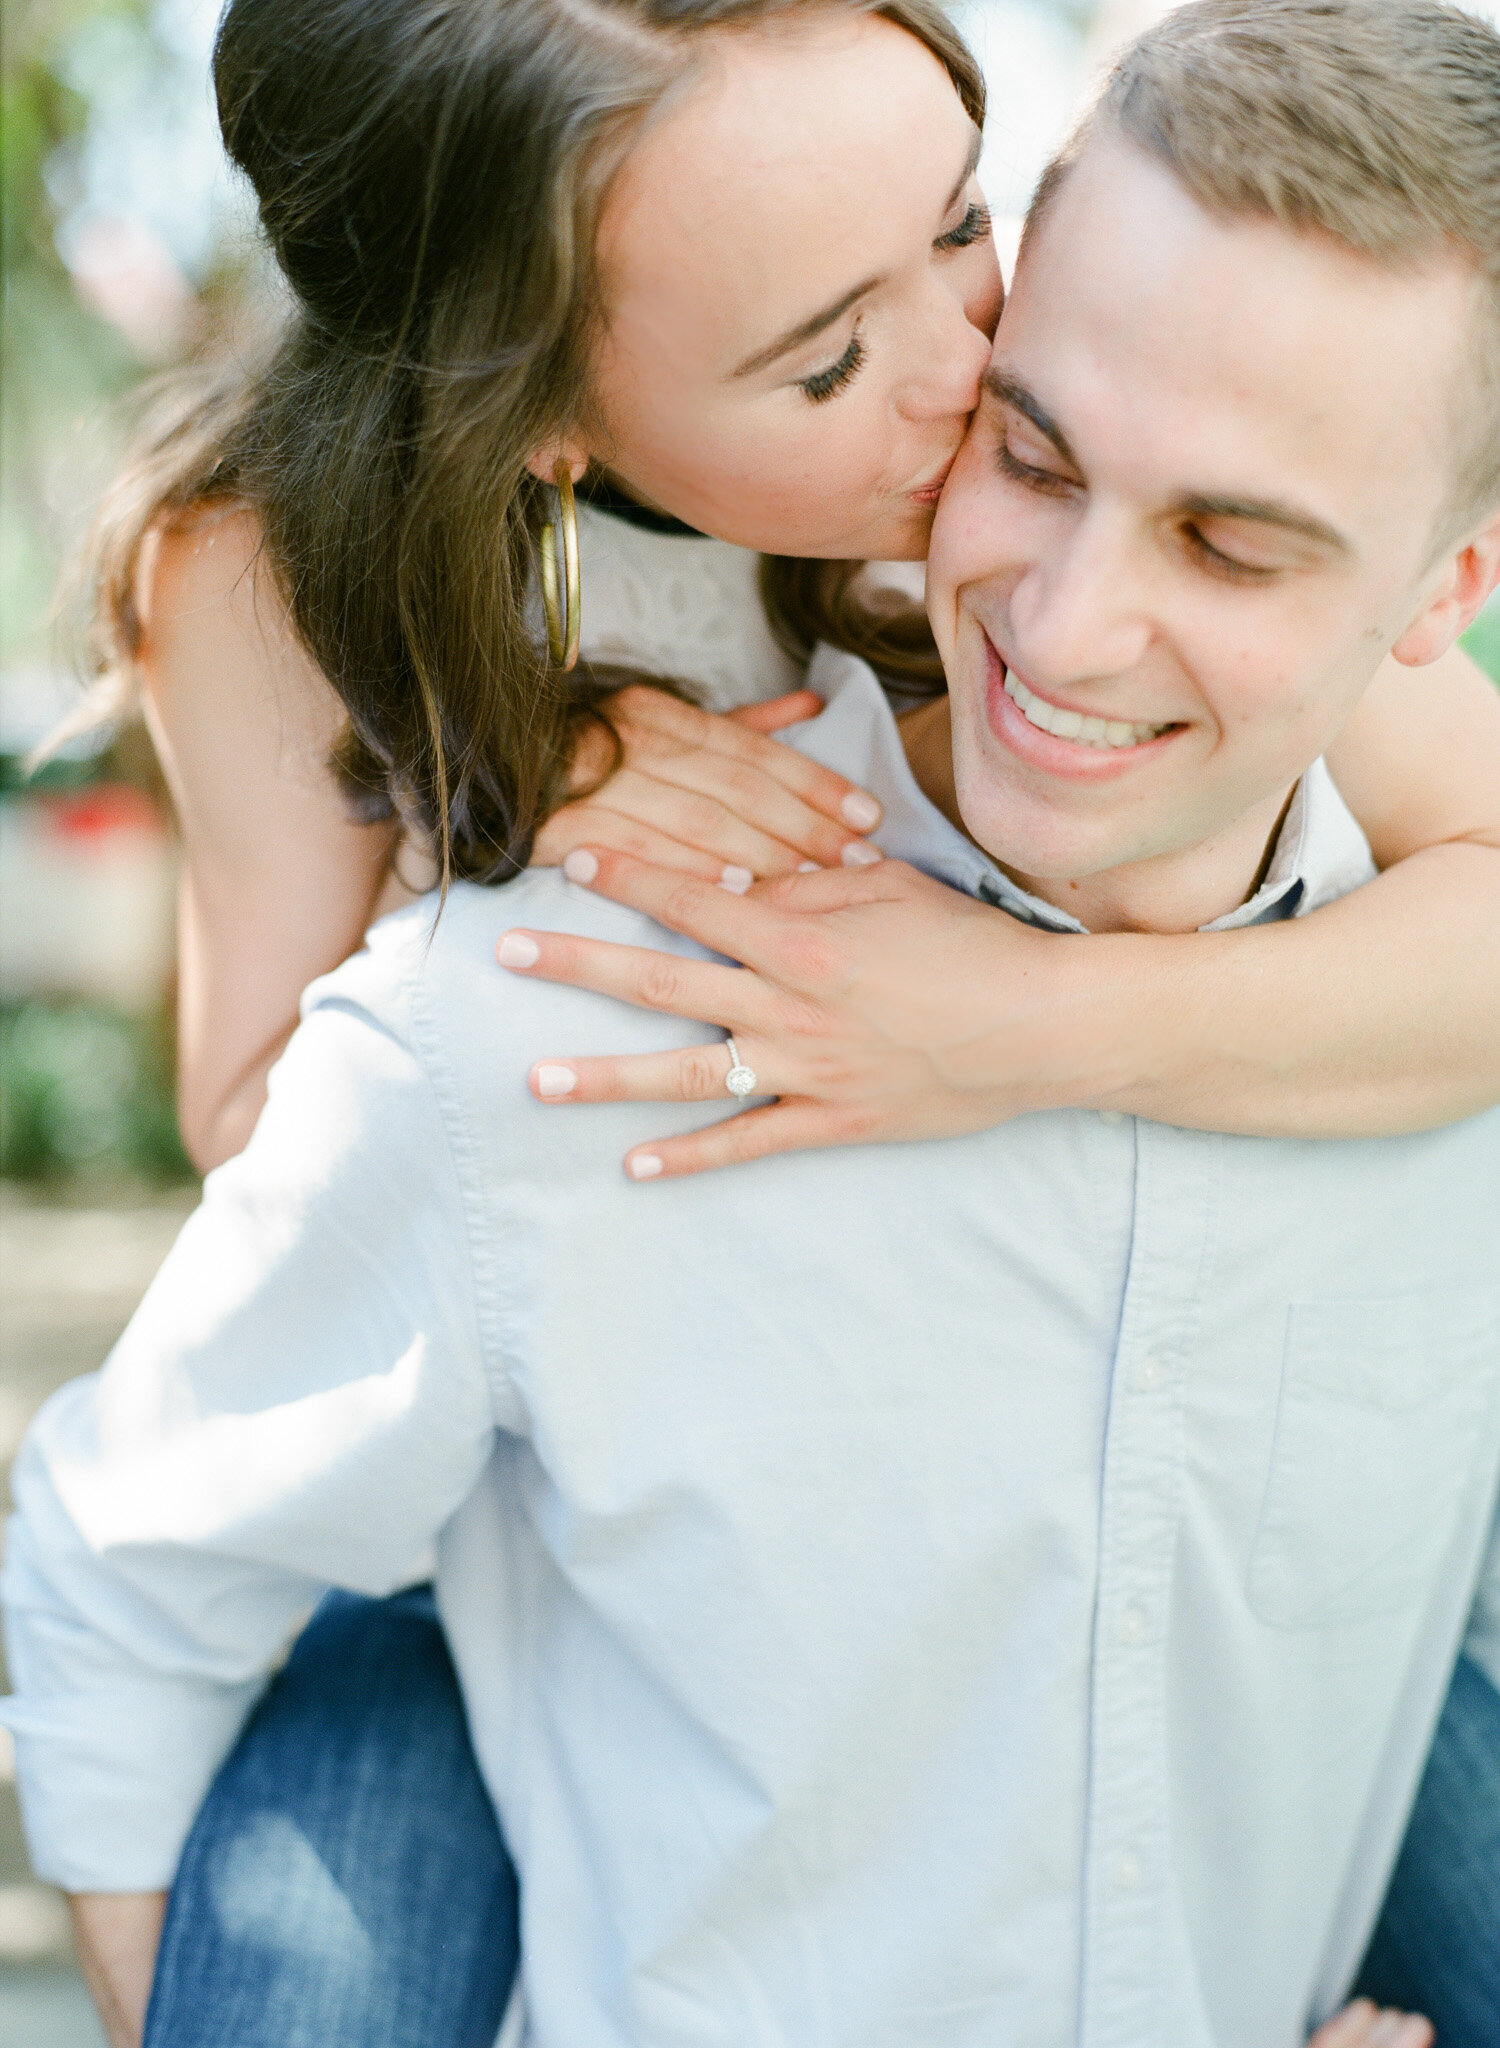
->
[[1007, 512, 1157, 683]]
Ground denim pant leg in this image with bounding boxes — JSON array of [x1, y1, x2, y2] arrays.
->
[[144, 1585, 519, 2048], [1353, 1653, 1500, 2047]]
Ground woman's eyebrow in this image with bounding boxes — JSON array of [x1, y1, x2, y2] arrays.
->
[[731, 277, 880, 380], [944, 127, 983, 219], [730, 127, 984, 382]]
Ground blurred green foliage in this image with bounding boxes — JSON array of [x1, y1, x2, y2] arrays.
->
[[0, 999, 192, 1185], [1464, 602, 1500, 686], [3, 3, 237, 1189], [2, 1, 150, 667]]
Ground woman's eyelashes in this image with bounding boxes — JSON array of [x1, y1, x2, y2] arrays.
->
[[935, 201, 992, 252], [798, 330, 867, 404], [790, 203, 989, 406]]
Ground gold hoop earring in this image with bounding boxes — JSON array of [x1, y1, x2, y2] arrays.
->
[[539, 461, 581, 671]]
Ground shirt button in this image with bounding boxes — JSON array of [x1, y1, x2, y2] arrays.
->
[[1097, 1108, 1127, 1126], [1135, 1354, 1164, 1392], [1118, 1604, 1148, 1644], [1113, 1851, 1146, 1891]]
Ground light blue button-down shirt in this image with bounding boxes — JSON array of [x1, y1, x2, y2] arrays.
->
[[6, 652, 1499, 2048]]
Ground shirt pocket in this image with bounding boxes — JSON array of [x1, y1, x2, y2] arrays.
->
[[1247, 1287, 1500, 1630]]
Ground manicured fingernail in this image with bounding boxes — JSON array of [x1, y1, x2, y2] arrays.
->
[[535, 1063, 577, 1098], [719, 864, 754, 894], [627, 1152, 663, 1179], [497, 932, 540, 969], [841, 791, 882, 831], [797, 860, 820, 873], [563, 849, 598, 885], [841, 840, 883, 866]]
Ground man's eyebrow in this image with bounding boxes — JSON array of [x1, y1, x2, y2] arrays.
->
[[730, 128, 983, 383], [1177, 493, 1352, 554], [981, 369, 1081, 470], [984, 370, 1354, 553]]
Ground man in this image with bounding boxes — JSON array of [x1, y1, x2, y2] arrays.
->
[[7, 3, 1500, 2044]]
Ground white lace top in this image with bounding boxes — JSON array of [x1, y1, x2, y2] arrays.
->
[[573, 504, 804, 711]]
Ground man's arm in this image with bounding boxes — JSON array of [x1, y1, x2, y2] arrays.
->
[[2, 962, 499, 1996]]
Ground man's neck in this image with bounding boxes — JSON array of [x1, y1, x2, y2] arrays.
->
[[898, 695, 1295, 936]]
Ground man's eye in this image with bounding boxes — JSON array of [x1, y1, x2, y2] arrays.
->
[[798, 332, 866, 404], [997, 439, 1075, 496], [936, 202, 992, 252], [1183, 526, 1280, 583]]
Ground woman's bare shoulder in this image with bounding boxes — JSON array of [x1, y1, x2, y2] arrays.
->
[[140, 501, 347, 793]]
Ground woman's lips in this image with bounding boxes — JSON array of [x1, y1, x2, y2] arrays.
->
[[908, 460, 954, 506], [981, 637, 1184, 781]]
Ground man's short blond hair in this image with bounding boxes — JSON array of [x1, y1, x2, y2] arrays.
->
[[1026, 0, 1500, 541]]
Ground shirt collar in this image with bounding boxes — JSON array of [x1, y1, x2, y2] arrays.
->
[[799, 646, 1377, 935]]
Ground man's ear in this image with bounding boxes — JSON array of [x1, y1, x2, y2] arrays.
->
[[523, 442, 590, 488], [1390, 505, 1500, 667]]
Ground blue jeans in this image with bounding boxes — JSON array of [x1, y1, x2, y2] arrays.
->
[[143, 1586, 518, 2048], [145, 1592, 1500, 2047], [1352, 1651, 1500, 2041]]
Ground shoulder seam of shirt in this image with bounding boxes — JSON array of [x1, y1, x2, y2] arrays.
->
[[397, 918, 525, 1428]]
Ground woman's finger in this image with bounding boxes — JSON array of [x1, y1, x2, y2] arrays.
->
[[554, 847, 834, 983], [528, 1038, 772, 1107], [497, 924, 772, 1029], [532, 801, 736, 881], [623, 745, 880, 871], [601, 764, 857, 876], [726, 689, 824, 734], [621, 1099, 874, 1180], [612, 685, 882, 835], [539, 775, 807, 879]]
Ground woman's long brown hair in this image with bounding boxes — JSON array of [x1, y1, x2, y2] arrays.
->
[[83, 0, 980, 883]]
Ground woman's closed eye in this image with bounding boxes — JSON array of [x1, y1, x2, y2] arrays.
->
[[798, 331, 866, 403], [935, 201, 991, 252]]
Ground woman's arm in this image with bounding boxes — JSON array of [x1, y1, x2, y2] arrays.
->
[[139, 507, 402, 1172], [1102, 638, 1500, 1135], [493, 641, 1500, 1175], [141, 512, 882, 1175]]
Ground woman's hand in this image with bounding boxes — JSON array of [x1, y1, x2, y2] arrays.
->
[[497, 848, 1106, 1178], [532, 686, 885, 882]]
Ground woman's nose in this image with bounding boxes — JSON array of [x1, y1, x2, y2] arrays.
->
[[897, 280, 996, 422]]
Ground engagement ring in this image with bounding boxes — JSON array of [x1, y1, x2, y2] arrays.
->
[[723, 1038, 758, 1098]]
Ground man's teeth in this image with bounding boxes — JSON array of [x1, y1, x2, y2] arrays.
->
[[1004, 673, 1171, 748]]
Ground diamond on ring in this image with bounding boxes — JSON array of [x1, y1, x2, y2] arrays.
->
[[724, 1037, 758, 1098]]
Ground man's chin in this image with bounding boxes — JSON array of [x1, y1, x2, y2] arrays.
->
[[950, 776, 1135, 888], [948, 714, 1152, 884]]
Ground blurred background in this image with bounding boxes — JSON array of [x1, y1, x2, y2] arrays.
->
[[2, 0, 1499, 2039]]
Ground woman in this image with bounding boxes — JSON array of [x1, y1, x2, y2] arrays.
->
[[69, 0, 1496, 2041]]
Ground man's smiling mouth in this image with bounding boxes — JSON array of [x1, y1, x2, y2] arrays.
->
[[1004, 671, 1175, 750]]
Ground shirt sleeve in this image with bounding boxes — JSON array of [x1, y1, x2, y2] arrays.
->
[[1, 980, 502, 1892], [1462, 1491, 1500, 1701]]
